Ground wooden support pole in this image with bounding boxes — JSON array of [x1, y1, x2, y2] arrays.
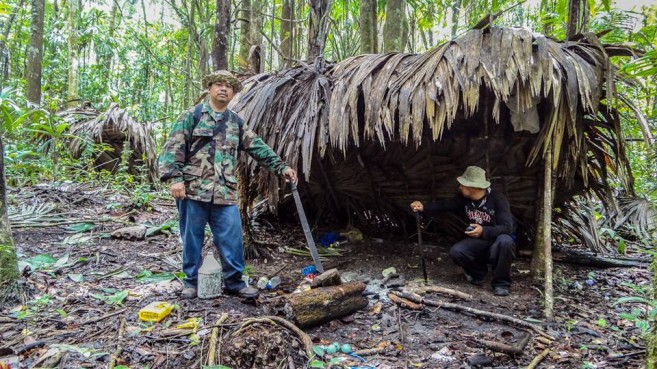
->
[[542, 142, 554, 319]]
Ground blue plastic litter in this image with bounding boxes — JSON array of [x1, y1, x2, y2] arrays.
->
[[302, 265, 317, 276], [319, 231, 340, 247]]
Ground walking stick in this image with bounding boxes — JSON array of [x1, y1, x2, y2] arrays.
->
[[415, 211, 428, 283]]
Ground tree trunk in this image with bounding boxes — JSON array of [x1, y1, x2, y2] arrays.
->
[[359, 0, 377, 54], [248, 0, 263, 73], [0, 134, 18, 284], [451, 0, 461, 39], [0, 0, 24, 83], [212, 0, 230, 70], [102, 0, 118, 92], [67, 0, 79, 106], [567, 0, 588, 40], [281, 0, 293, 66], [307, 0, 333, 61], [531, 142, 554, 319], [238, 0, 251, 70], [25, 0, 45, 105], [382, 0, 407, 52]]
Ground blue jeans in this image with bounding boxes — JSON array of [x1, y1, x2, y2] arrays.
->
[[177, 199, 247, 292]]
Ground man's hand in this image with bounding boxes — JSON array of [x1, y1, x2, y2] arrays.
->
[[465, 223, 483, 238], [410, 201, 424, 212], [171, 182, 186, 199], [283, 167, 298, 185]]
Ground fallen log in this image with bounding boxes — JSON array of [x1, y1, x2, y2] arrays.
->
[[474, 331, 531, 355], [281, 282, 367, 328], [391, 290, 553, 340]]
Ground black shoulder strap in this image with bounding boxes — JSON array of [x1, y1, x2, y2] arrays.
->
[[192, 103, 203, 131]]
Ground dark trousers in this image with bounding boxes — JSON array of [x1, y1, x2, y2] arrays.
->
[[448, 234, 516, 288]]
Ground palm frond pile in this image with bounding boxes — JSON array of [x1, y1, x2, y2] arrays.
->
[[64, 104, 157, 182]]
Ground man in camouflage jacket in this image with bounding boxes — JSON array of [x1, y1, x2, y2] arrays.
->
[[158, 70, 297, 299]]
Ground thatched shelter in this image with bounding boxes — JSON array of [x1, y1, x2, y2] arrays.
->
[[64, 104, 157, 182], [232, 26, 635, 245]]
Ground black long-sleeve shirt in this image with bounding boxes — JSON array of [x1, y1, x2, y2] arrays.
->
[[423, 188, 515, 241]]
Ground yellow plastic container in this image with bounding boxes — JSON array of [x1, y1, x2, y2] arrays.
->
[[138, 301, 174, 322]]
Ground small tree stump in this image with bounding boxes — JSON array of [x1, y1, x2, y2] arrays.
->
[[311, 268, 341, 288]]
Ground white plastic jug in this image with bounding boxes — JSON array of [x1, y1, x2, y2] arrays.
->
[[197, 252, 222, 299]]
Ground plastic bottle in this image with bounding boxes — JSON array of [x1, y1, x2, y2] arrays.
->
[[257, 277, 269, 289], [266, 276, 281, 290]]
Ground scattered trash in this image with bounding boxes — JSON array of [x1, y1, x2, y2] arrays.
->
[[320, 231, 340, 247], [371, 324, 381, 332], [266, 276, 281, 290], [257, 276, 269, 289], [302, 265, 317, 276], [381, 267, 397, 279], [341, 228, 363, 242], [138, 301, 174, 322]]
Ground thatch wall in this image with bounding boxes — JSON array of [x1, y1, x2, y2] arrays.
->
[[232, 27, 633, 241]]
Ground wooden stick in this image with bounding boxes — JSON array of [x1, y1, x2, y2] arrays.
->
[[232, 316, 314, 358], [109, 317, 126, 369], [388, 292, 423, 310], [410, 286, 472, 301], [207, 313, 228, 366], [474, 332, 531, 355], [526, 348, 550, 369], [352, 347, 386, 356], [73, 308, 126, 327], [391, 290, 553, 339]]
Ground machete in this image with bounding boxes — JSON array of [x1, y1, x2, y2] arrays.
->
[[291, 182, 325, 273], [415, 211, 428, 283]]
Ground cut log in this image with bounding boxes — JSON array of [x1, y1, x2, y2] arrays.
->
[[282, 282, 367, 328], [311, 268, 342, 288], [111, 225, 146, 240]]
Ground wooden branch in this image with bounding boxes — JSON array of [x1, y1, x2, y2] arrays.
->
[[108, 317, 126, 369], [392, 290, 553, 339], [73, 308, 126, 327], [352, 346, 386, 356], [410, 286, 472, 301], [526, 348, 550, 369], [474, 332, 531, 355], [232, 316, 314, 358], [388, 292, 423, 310], [207, 313, 228, 366]]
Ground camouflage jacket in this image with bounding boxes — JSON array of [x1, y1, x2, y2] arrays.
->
[[158, 100, 289, 205]]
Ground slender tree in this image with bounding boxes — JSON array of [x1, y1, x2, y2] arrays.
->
[[382, 0, 407, 52], [359, 0, 377, 53], [212, 0, 230, 70], [281, 0, 293, 66], [26, 0, 45, 105], [67, 0, 79, 105], [0, 134, 18, 286], [238, 0, 251, 70]]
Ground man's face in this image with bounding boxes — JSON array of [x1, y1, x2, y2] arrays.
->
[[208, 81, 235, 105], [459, 185, 479, 200]]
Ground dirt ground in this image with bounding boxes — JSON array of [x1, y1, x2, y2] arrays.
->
[[0, 184, 651, 368]]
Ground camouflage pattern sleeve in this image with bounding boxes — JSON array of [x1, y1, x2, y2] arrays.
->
[[158, 111, 194, 183], [240, 126, 289, 174]]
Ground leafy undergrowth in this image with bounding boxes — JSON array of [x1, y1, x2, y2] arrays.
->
[[0, 183, 651, 369]]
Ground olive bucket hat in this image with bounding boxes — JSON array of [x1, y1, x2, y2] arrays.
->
[[457, 166, 491, 189], [202, 70, 243, 92]]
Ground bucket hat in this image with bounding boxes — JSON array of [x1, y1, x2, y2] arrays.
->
[[457, 166, 490, 189], [202, 70, 243, 92]]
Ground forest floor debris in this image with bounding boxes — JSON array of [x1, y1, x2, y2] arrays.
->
[[0, 184, 651, 368]]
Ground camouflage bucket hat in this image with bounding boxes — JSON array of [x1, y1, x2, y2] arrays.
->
[[202, 70, 243, 92]]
